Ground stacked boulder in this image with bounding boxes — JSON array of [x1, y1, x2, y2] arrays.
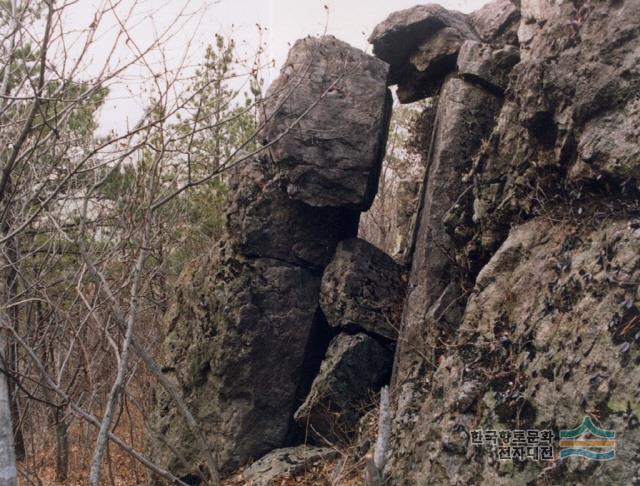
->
[[150, 35, 393, 482], [320, 238, 405, 341]]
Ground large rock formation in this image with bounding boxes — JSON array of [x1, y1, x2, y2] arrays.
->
[[150, 36, 391, 481], [393, 77, 502, 399], [456, 40, 519, 94], [262, 36, 392, 211], [368, 0, 640, 484], [151, 1, 640, 484], [472, 0, 640, 256], [392, 216, 640, 484]]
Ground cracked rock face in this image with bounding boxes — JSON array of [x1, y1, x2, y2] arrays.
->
[[392, 216, 640, 485], [294, 333, 392, 445], [392, 77, 502, 424], [151, 249, 323, 477], [371, 1, 640, 484], [369, 4, 475, 73], [457, 40, 519, 94], [262, 35, 392, 211], [226, 157, 358, 269], [472, 0, 640, 255], [320, 238, 405, 340], [469, 0, 520, 44]]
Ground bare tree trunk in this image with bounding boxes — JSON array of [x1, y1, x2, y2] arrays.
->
[[54, 406, 69, 482], [6, 360, 23, 463], [0, 1, 21, 480], [0, 334, 17, 486]]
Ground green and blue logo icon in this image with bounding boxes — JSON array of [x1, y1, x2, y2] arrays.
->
[[559, 416, 616, 461]]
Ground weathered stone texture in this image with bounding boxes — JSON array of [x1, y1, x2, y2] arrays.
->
[[242, 446, 338, 486], [320, 238, 404, 340], [392, 77, 502, 419], [378, 1, 640, 484], [457, 40, 519, 93], [151, 35, 391, 481], [226, 157, 358, 269], [472, 0, 640, 255], [390, 216, 640, 485], [469, 0, 520, 44], [369, 4, 474, 71], [370, 4, 477, 102], [152, 249, 323, 476], [262, 36, 392, 211]]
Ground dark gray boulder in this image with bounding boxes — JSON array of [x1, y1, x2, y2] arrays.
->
[[262, 35, 392, 211], [151, 250, 323, 476], [320, 238, 404, 340], [294, 333, 392, 445], [369, 4, 476, 102], [369, 4, 474, 73]]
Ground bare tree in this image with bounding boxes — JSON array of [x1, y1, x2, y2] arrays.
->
[[0, 0, 345, 483], [0, 0, 269, 483]]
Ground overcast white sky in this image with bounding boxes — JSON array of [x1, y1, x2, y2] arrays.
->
[[64, 0, 489, 133]]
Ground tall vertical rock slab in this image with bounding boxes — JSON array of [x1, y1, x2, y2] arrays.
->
[[392, 77, 502, 433], [368, 0, 519, 482], [150, 36, 391, 481]]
